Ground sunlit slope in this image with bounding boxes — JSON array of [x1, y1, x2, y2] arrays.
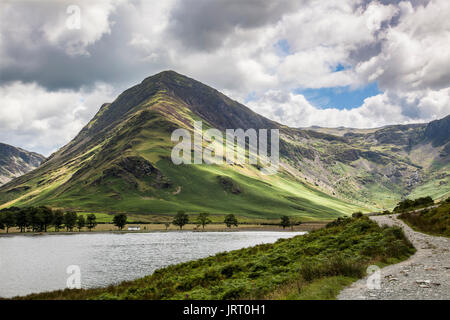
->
[[0, 71, 448, 217], [0, 109, 363, 219], [0, 72, 365, 219]]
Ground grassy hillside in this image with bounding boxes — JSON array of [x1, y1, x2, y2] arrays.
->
[[399, 199, 450, 237], [0, 109, 363, 219], [15, 216, 414, 300], [0, 72, 365, 220], [0, 71, 448, 218]]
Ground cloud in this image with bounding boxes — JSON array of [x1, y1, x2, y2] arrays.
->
[[356, 0, 450, 91], [0, 82, 115, 156], [249, 87, 450, 129], [0, 0, 449, 155], [168, 0, 305, 51], [0, 0, 120, 57]]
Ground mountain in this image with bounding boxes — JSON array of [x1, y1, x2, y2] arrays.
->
[[301, 116, 450, 207], [0, 71, 448, 219], [0, 143, 45, 186]]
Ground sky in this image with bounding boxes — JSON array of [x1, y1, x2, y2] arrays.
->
[[0, 0, 449, 156]]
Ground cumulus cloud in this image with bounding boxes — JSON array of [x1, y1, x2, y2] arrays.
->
[[0, 82, 115, 155], [0, 0, 121, 57], [249, 87, 450, 129], [356, 0, 450, 91], [168, 0, 305, 51], [0, 0, 449, 154]]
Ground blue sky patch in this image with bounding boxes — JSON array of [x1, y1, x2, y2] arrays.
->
[[274, 39, 291, 56], [295, 82, 381, 110]]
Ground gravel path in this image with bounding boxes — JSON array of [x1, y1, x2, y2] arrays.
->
[[338, 214, 450, 300]]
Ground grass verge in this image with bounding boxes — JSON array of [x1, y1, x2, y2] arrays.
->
[[398, 200, 450, 237]]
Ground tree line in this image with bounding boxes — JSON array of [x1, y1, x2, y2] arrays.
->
[[0, 207, 300, 233], [0, 207, 131, 233], [170, 211, 239, 230], [171, 211, 300, 230], [0, 206, 99, 233]]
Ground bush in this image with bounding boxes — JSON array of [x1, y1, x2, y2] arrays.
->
[[220, 263, 243, 278], [393, 196, 434, 212], [398, 201, 449, 237], [352, 212, 363, 218]]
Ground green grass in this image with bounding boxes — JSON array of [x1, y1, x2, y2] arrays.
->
[[8, 157, 364, 220], [14, 216, 415, 300], [1, 86, 447, 219], [267, 276, 356, 300], [76, 212, 115, 223], [0, 107, 365, 220], [398, 200, 450, 237]]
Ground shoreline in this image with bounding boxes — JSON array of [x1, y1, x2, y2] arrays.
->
[[0, 223, 323, 237]]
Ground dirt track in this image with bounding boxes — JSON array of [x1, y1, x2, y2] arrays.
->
[[338, 214, 450, 300]]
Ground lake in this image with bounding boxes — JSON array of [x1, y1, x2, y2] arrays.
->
[[0, 231, 303, 298]]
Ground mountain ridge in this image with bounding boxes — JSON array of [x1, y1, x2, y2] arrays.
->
[[0, 143, 45, 186], [0, 71, 448, 219]]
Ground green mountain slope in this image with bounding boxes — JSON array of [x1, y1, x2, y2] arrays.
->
[[303, 116, 450, 207], [0, 143, 45, 186], [0, 71, 448, 219]]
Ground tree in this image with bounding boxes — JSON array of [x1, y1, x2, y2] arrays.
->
[[1, 211, 16, 233], [172, 211, 189, 230], [224, 214, 238, 228], [53, 210, 65, 232], [113, 213, 127, 230], [0, 213, 5, 231], [14, 209, 29, 232], [76, 215, 85, 231], [64, 211, 78, 231], [197, 213, 211, 230], [352, 212, 363, 218], [86, 214, 97, 231], [280, 215, 291, 229], [38, 206, 54, 232], [26, 207, 42, 232]]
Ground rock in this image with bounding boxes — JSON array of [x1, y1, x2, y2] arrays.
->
[[415, 280, 431, 285], [432, 282, 441, 286]]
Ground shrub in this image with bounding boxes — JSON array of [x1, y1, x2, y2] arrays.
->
[[398, 201, 449, 237], [352, 212, 363, 218], [220, 263, 243, 278]]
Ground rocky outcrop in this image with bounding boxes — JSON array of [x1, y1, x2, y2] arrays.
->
[[424, 114, 450, 147], [0, 143, 45, 186]]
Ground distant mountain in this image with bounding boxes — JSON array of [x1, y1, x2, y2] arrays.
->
[[0, 143, 45, 186], [302, 116, 450, 207], [0, 71, 448, 219]]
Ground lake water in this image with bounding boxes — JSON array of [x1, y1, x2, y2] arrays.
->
[[0, 231, 303, 298]]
